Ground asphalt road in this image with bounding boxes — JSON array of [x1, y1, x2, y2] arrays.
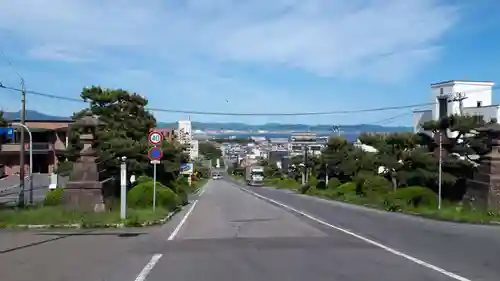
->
[[1, 179, 499, 281]]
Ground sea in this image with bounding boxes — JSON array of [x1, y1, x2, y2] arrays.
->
[[207, 133, 359, 142]]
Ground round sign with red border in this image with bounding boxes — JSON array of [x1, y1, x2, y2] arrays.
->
[[148, 131, 163, 145], [148, 147, 163, 161]]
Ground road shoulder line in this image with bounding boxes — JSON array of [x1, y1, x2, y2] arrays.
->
[[167, 200, 199, 241], [239, 186, 471, 281]]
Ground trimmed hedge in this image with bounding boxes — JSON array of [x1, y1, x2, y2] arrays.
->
[[384, 186, 438, 211], [127, 180, 180, 211], [43, 188, 64, 206], [327, 178, 341, 189]]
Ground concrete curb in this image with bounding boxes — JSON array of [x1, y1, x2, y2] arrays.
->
[[3, 209, 181, 229]]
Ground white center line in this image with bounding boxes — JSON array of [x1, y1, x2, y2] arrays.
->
[[241, 187, 472, 281], [134, 254, 163, 281]]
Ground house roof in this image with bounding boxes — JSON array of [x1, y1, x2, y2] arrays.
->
[[431, 80, 495, 87], [8, 120, 73, 130]]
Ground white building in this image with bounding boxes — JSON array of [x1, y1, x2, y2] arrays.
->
[[190, 139, 199, 160], [178, 120, 193, 159], [413, 80, 497, 132], [177, 120, 192, 144]]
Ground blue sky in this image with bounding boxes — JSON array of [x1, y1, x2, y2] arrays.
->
[[0, 0, 499, 126]]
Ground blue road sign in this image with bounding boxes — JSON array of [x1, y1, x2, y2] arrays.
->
[[148, 147, 163, 161], [0, 127, 14, 139]]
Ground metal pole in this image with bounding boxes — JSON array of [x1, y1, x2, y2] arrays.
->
[[438, 131, 442, 210], [13, 123, 32, 205], [325, 163, 329, 186], [18, 79, 26, 206], [153, 162, 157, 212], [120, 156, 127, 220]]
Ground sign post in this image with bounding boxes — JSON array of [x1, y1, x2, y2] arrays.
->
[[120, 156, 127, 220], [148, 131, 164, 212]]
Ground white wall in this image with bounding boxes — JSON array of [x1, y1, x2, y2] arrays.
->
[[178, 120, 192, 145], [431, 81, 494, 119], [413, 110, 432, 133], [190, 139, 199, 160]]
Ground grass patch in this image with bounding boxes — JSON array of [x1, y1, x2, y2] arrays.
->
[[0, 206, 171, 228]]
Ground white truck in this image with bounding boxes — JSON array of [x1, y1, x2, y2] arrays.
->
[[245, 165, 265, 186]]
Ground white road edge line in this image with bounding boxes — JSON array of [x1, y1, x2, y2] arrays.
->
[[168, 200, 199, 241], [134, 254, 163, 281], [241, 187, 471, 281]]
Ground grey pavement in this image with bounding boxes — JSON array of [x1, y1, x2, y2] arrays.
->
[[237, 179, 500, 281], [1, 179, 499, 281], [126, 180, 470, 281]]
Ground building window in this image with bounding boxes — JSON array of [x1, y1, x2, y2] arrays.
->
[[477, 101, 482, 107]]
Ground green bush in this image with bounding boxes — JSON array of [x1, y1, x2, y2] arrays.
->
[[276, 178, 300, 189], [135, 175, 153, 184], [384, 186, 437, 211], [127, 180, 180, 211], [334, 182, 358, 197], [327, 178, 341, 189], [43, 188, 65, 206], [299, 184, 310, 194], [362, 175, 392, 197], [308, 177, 318, 188]]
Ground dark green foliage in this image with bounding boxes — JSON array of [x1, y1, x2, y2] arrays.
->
[[361, 175, 392, 196], [199, 142, 222, 160], [43, 188, 65, 206], [60, 86, 186, 190]]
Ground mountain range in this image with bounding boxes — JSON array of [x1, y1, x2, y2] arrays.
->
[[1, 110, 412, 133]]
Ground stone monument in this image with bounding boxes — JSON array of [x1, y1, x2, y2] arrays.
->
[[63, 115, 110, 212], [467, 122, 500, 210]]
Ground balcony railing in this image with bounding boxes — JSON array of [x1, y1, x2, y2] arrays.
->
[[0, 142, 51, 153]]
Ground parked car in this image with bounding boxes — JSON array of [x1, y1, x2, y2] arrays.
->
[[212, 173, 223, 180]]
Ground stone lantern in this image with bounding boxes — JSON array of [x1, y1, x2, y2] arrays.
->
[[466, 122, 500, 210], [62, 115, 110, 212]]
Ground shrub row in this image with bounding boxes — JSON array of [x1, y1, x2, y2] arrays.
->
[[42, 175, 206, 211], [272, 173, 438, 212]]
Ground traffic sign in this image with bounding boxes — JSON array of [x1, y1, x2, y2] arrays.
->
[[148, 147, 163, 161], [148, 131, 163, 146]]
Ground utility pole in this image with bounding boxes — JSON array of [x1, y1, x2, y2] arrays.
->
[[436, 94, 448, 210], [449, 92, 467, 116], [18, 78, 26, 206], [304, 144, 309, 183]]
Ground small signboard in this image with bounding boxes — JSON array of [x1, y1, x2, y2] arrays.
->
[[150, 160, 161, 164], [148, 131, 163, 146], [148, 147, 163, 161], [180, 163, 194, 175]]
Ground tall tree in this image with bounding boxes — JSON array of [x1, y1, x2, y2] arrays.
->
[[65, 87, 157, 176], [420, 115, 490, 200]]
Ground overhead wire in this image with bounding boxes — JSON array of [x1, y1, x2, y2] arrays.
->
[[0, 83, 435, 116], [1, 82, 498, 117]]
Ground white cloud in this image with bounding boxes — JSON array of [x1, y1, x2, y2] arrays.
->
[[0, 0, 459, 79]]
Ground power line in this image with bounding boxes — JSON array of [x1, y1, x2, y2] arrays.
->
[[0, 83, 436, 116], [0, 49, 23, 82]]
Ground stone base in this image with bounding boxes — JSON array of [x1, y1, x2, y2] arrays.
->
[[62, 181, 105, 212], [467, 179, 500, 210]]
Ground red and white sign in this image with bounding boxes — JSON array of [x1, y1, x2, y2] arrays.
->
[[148, 131, 163, 146]]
